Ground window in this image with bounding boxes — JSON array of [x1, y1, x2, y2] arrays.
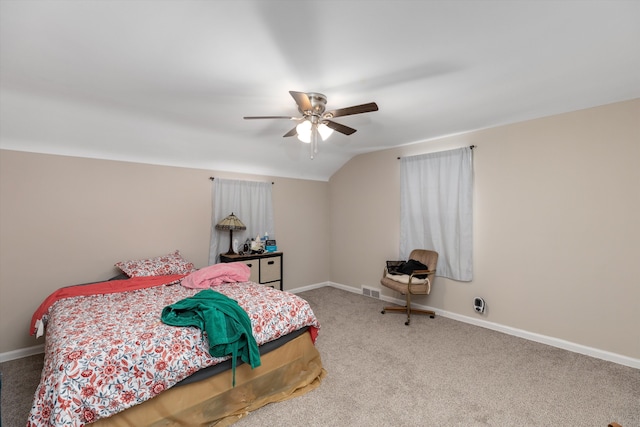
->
[[400, 147, 473, 281]]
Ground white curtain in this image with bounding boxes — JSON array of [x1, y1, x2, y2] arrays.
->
[[208, 178, 274, 265], [400, 147, 473, 281]]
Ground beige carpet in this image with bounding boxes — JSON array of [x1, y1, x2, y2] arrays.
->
[[2, 286, 639, 426]]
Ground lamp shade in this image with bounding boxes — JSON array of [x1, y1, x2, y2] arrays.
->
[[296, 120, 312, 143], [215, 213, 246, 255], [215, 212, 247, 231], [317, 123, 334, 141]]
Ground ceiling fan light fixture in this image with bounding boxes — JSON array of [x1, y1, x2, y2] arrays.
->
[[317, 123, 334, 141], [296, 120, 312, 143]]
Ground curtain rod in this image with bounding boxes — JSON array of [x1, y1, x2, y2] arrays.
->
[[397, 145, 475, 160], [209, 177, 274, 184]]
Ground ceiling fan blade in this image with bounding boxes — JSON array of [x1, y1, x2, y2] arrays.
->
[[324, 120, 357, 135], [283, 127, 298, 138], [325, 102, 379, 118], [243, 116, 298, 120], [289, 91, 312, 112]]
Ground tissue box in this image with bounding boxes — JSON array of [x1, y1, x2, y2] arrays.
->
[[265, 245, 278, 253]]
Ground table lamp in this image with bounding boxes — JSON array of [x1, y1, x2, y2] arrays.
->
[[215, 212, 246, 255]]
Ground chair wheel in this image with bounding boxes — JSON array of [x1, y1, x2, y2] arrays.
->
[[430, 315, 435, 319], [405, 321, 410, 326], [381, 310, 385, 314]]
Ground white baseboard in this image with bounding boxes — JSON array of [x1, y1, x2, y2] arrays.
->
[[318, 282, 640, 370], [0, 344, 44, 363], [4, 283, 638, 370], [288, 281, 331, 294]]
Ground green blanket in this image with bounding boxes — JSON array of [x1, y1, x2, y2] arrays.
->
[[161, 289, 261, 386]]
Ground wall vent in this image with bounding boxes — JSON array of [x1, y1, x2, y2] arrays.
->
[[362, 287, 380, 299]]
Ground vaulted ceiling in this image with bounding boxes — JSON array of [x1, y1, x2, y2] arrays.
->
[[1, 0, 638, 181]]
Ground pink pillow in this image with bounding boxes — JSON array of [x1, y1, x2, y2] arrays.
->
[[115, 250, 196, 277], [182, 262, 251, 289]]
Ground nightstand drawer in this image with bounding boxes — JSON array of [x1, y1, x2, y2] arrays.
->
[[263, 280, 281, 290], [238, 259, 259, 283], [260, 257, 281, 283]]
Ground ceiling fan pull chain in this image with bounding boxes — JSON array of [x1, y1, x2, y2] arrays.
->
[[310, 127, 317, 160]]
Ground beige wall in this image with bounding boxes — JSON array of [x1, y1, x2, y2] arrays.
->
[[1, 99, 638, 361], [0, 152, 329, 354], [329, 99, 640, 360]]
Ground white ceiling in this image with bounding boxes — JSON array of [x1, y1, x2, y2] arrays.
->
[[1, 0, 639, 181]]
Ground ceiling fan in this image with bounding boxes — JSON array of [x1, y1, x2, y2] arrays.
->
[[244, 91, 379, 159]]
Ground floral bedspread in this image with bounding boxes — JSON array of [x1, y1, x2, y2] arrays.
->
[[27, 279, 320, 427]]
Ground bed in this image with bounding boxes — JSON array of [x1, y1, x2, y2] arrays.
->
[[27, 252, 324, 427]]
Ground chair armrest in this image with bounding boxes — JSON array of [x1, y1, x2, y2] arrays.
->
[[407, 270, 433, 294], [408, 269, 434, 290], [410, 269, 434, 277]]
